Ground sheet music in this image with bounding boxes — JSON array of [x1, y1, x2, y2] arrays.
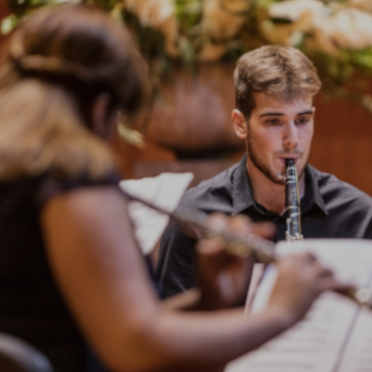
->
[[245, 263, 265, 314], [119, 172, 193, 255], [226, 239, 372, 372], [337, 306, 372, 372]]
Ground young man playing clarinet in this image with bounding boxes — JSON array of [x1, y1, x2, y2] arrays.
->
[[156, 45, 372, 299]]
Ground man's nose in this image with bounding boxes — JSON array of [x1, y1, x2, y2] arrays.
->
[[283, 121, 299, 150]]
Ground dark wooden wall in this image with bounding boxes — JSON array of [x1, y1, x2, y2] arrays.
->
[[311, 89, 372, 196], [0, 2, 8, 20], [0, 2, 10, 46]]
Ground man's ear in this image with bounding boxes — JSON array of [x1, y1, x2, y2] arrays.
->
[[231, 109, 248, 139]]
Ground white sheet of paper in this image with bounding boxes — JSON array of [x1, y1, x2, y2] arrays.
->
[[337, 305, 372, 372], [226, 239, 372, 372], [119, 172, 194, 255]]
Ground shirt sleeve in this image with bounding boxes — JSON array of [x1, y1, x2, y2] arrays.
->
[[155, 222, 197, 299], [361, 210, 372, 239]]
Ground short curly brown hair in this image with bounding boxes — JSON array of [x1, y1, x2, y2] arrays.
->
[[234, 45, 321, 118]]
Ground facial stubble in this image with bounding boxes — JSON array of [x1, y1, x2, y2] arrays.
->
[[247, 127, 306, 185]]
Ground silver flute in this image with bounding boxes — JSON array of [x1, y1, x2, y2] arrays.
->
[[285, 159, 303, 242], [122, 190, 372, 310]]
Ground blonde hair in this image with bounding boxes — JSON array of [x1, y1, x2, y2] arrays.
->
[[0, 4, 149, 180]]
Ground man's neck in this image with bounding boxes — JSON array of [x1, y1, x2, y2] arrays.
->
[[246, 157, 305, 215]]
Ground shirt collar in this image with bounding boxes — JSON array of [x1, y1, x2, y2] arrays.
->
[[232, 153, 256, 215], [302, 164, 328, 216], [231, 153, 328, 217]]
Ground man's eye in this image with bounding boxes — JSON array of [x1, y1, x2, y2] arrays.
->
[[266, 119, 281, 125], [296, 117, 310, 125]]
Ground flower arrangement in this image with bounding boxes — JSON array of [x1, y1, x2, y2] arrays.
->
[[2, 0, 372, 113]]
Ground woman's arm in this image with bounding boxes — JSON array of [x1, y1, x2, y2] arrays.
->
[[41, 187, 337, 372]]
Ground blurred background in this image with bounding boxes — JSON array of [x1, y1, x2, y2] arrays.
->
[[1, 0, 372, 193]]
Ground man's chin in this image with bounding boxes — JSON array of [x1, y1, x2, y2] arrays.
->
[[270, 173, 286, 185], [256, 166, 287, 185], [267, 164, 306, 185]]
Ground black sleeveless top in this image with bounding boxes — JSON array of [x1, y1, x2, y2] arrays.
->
[[0, 172, 121, 372]]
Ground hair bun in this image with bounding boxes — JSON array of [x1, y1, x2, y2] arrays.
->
[[9, 34, 101, 87]]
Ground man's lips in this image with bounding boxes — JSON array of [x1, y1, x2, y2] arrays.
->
[[278, 157, 300, 165]]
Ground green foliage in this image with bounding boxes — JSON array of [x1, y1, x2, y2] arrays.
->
[[3, 0, 372, 114], [175, 0, 202, 35]]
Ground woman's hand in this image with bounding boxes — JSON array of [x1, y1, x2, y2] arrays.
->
[[268, 253, 345, 326], [196, 213, 274, 310]]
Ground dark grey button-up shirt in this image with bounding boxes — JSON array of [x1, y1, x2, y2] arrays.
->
[[155, 154, 372, 298]]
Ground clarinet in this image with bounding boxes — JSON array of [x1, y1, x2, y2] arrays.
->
[[285, 159, 303, 242]]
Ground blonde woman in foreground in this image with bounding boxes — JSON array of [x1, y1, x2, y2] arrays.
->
[[0, 4, 342, 372]]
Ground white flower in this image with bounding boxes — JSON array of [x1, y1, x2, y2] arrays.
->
[[202, 0, 251, 40], [269, 0, 324, 23], [347, 0, 372, 14], [125, 0, 173, 27], [124, 0, 179, 56], [265, 0, 372, 53], [314, 8, 372, 50], [261, 0, 324, 46]]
